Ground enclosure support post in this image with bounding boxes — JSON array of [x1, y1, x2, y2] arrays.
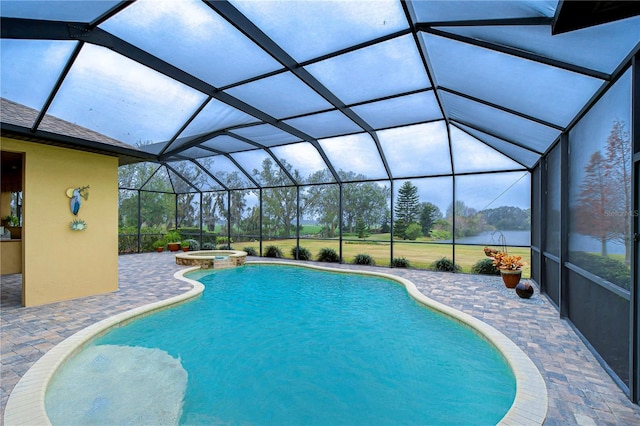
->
[[137, 189, 141, 253], [452, 175, 456, 271], [227, 190, 231, 249], [296, 186, 300, 260], [538, 159, 547, 294], [259, 188, 263, 257], [339, 183, 343, 263], [390, 180, 394, 266], [174, 194, 178, 231], [559, 132, 570, 318], [199, 192, 203, 248], [629, 52, 640, 403]]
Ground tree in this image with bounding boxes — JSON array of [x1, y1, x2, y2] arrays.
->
[[394, 181, 420, 239], [419, 202, 442, 236], [575, 151, 616, 256], [480, 206, 530, 231], [305, 170, 389, 237], [240, 204, 261, 238], [355, 217, 370, 239], [304, 183, 340, 238], [446, 200, 481, 238], [342, 179, 390, 233], [254, 158, 300, 237], [604, 119, 632, 264], [393, 219, 408, 240]]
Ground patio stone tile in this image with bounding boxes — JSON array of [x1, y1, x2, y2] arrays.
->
[[2, 254, 640, 424]]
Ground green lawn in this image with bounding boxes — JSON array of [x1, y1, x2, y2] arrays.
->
[[238, 236, 531, 278]]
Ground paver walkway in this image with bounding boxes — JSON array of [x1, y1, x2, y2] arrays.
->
[[2, 252, 640, 425]]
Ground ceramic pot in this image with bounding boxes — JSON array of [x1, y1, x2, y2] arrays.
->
[[501, 269, 522, 289], [515, 281, 534, 298]]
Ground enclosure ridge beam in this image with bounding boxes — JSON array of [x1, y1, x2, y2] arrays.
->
[[189, 148, 261, 189], [188, 159, 229, 191], [164, 162, 202, 193], [449, 123, 532, 171], [224, 132, 298, 186], [32, 42, 83, 133], [401, 0, 451, 125], [449, 117, 546, 155], [159, 129, 227, 160], [2, 17, 340, 180], [158, 97, 214, 158], [418, 25, 611, 81], [89, 0, 134, 29], [205, 0, 357, 184], [415, 16, 553, 28], [440, 86, 565, 131]]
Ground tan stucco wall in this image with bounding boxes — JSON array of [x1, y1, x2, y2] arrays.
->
[[1, 138, 119, 306]]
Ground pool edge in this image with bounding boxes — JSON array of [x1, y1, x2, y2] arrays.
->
[[247, 260, 548, 425], [3, 266, 204, 426], [5, 261, 547, 426]]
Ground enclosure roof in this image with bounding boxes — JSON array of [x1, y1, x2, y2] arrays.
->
[[2, 0, 639, 191]]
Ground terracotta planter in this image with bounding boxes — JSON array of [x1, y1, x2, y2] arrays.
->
[[501, 269, 522, 289], [182, 247, 189, 252], [167, 242, 181, 252], [156, 247, 164, 253]]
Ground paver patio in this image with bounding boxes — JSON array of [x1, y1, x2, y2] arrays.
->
[[2, 252, 639, 425]]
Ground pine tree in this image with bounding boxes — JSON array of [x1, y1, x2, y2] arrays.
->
[[355, 217, 370, 239], [394, 181, 420, 239]]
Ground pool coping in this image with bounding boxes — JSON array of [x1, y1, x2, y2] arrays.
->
[[3, 266, 204, 426], [4, 261, 547, 425]]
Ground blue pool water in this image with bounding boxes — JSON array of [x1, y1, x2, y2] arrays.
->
[[46, 264, 515, 425]]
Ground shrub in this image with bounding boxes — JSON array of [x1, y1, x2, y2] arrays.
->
[[243, 246, 258, 256], [184, 239, 200, 251], [404, 223, 423, 241], [471, 258, 501, 275], [216, 236, 233, 245], [431, 257, 461, 272], [570, 251, 631, 290], [291, 246, 312, 260], [352, 253, 375, 266], [317, 247, 340, 263], [429, 229, 452, 240], [202, 242, 216, 250], [264, 245, 284, 258], [218, 244, 233, 250], [391, 257, 410, 268]]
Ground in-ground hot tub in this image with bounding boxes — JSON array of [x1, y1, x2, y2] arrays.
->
[[175, 250, 247, 269]]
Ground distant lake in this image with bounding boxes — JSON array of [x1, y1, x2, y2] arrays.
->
[[570, 233, 626, 255], [441, 230, 530, 246]]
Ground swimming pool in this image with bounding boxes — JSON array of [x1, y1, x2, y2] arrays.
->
[[41, 263, 536, 425]]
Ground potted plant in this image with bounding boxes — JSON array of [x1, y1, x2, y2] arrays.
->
[[181, 240, 190, 252], [484, 247, 524, 288], [165, 230, 181, 252], [2, 215, 19, 227], [152, 240, 165, 253]]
